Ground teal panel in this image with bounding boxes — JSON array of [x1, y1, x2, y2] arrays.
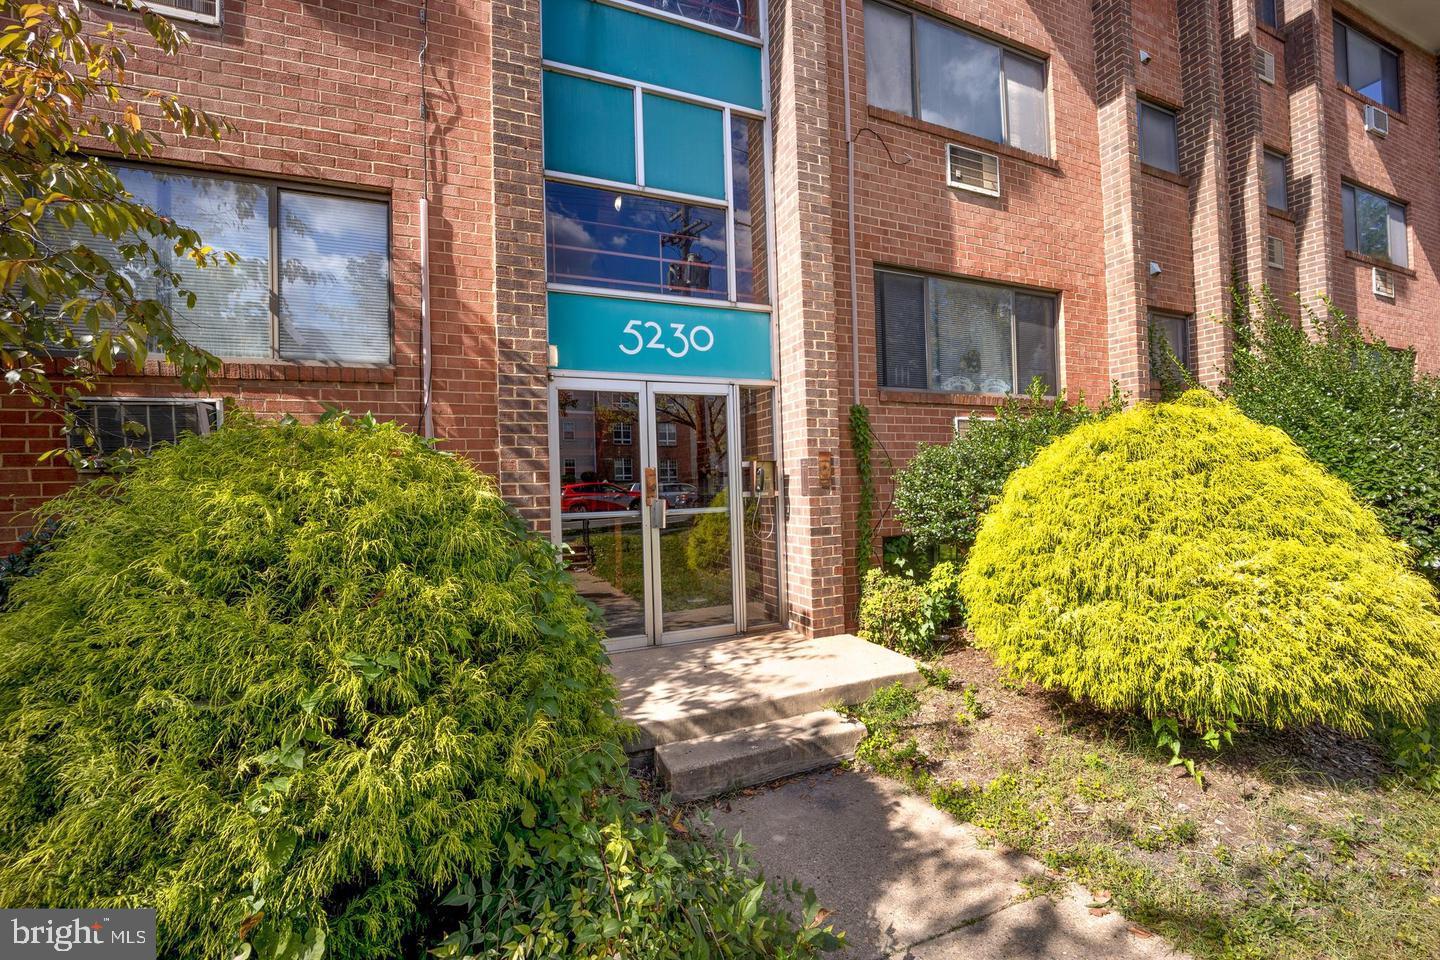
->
[[642, 94, 725, 199], [543, 71, 636, 182], [542, 0, 763, 111], [548, 292, 772, 379]]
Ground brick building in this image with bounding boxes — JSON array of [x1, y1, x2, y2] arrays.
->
[[1, 0, 1437, 648]]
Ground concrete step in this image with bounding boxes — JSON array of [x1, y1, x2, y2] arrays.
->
[[655, 709, 866, 802], [612, 631, 921, 753]]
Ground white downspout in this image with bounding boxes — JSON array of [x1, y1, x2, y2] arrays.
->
[[839, 0, 861, 406]]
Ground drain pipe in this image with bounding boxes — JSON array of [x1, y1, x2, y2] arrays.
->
[[418, 1, 435, 439], [839, 0, 860, 406]]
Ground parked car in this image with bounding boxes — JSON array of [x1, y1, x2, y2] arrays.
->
[[628, 481, 700, 508], [561, 482, 639, 513]]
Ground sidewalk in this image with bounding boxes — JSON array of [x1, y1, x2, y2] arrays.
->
[[708, 768, 1189, 960]]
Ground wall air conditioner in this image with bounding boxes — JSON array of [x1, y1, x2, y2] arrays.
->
[[947, 143, 1001, 197], [1364, 104, 1390, 137], [1266, 235, 1284, 269], [1373, 267, 1396, 300], [1256, 48, 1276, 85]]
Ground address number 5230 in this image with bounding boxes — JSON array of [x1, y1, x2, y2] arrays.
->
[[618, 319, 715, 359]]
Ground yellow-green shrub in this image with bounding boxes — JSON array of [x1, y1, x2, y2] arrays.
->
[[961, 390, 1440, 738]]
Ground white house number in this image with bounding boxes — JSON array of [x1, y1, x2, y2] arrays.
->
[[618, 319, 715, 358]]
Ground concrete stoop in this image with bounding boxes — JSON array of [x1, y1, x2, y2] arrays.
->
[[611, 631, 921, 801]]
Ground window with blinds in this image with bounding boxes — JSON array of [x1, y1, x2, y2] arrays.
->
[[875, 269, 1058, 396], [142, 0, 220, 23], [41, 163, 391, 364]]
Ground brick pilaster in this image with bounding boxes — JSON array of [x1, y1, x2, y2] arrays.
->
[[1285, 0, 1339, 325], [770, 0, 847, 637]]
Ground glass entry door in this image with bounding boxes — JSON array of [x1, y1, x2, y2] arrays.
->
[[552, 379, 742, 650]]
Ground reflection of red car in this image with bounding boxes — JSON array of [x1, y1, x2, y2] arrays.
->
[[561, 482, 639, 513]]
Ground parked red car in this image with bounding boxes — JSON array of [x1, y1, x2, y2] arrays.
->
[[561, 481, 640, 513]]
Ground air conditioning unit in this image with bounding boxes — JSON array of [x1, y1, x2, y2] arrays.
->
[[1365, 104, 1390, 136], [1256, 48, 1276, 85], [947, 143, 1001, 197], [1266, 235, 1285, 269], [67, 398, 221, 459], [1373, 267, 1396, 300]]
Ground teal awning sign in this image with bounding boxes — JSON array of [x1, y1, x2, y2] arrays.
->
[[548, 291, 773, 380]]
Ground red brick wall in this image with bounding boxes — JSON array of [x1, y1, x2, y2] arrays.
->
[[1323, 1, 1440, 369], [0, 0, 501, 545]]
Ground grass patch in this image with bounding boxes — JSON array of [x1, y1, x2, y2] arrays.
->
[[851, 650, 1440, 960]]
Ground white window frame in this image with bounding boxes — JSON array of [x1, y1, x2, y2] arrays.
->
[[657, 421, 678, 446], [611, 421, 633, 445], [658, 457, 679, 482], [613, 456, 634, 482], [117, 0, 221, 26], [862, 0, 1052, 158]]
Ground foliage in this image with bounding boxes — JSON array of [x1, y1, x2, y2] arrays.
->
[[686, 489, 731, 573], [0, 517, 59, 609], [893, 380, 1119, 553], [857, 561, 963, 657], [1381, 708, 1440, 792], [849, 403, 876, 575], [0, 417, 622, 960], [961, 390, 1440, 744], [0, 0, 228, 466], [435, 768, 843, 959], [1228, 290, 1440, 585], [1149, 317, 1197, 401]]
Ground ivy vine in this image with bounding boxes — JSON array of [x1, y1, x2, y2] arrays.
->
[[850, 403, 875, 576]]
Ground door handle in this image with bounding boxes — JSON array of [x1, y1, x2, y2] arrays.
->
[[651, 496, 668, 530]]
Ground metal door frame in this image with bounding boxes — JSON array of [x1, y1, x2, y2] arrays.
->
[[548, 377, 751, 651]]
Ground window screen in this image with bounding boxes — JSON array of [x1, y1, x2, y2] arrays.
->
[[1150, 312, 1192, 374], [279, 191, 391, 363], [877, 270, 1059, 396], [1342, 183, 1408, 268], [864, 1, 914, 116], [1334, 20, 1401, 110], [1264, 151, 1288, 210], [1139, 102, 1180, 174], [864, 2, 1050, 156]]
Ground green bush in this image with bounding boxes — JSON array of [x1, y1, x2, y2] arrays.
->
[[686, 489, 730, 572], [961, 390, 1440, 740], [0, 417, 620, 959], [0, 517, 58, 609], [894, 382, 1118, 553], [436, 776, 842, 959], [858, 561, 963, 656], [1228, 291, 1440, 585]]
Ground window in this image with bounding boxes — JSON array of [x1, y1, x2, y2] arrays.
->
[[657, 422, 678, 446], [864, 1, 1050, 156], [611, 421, 633, 445], [142, 0, 220, 24], [43, 163, 391, 363], [1149, 312, 1192, 375], [1257, 0, 1278, 29], [613, 457, 634, 482], [562, 458, 577, 478], [659, 458, 679, 482], [1342, 182, 1408, 268], [563, 420, 576, 441], [545, 181, 729, 300], [1138, 101, 1179, 174], [1264, 151, 1288, 210], [731, 115, 769, 303], [1334, 19, 1400, 110], [876, 270, 1059, 396], [68, 398, 220, 459], [625, 0, 758, 36]]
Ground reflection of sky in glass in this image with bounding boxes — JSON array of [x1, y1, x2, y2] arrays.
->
[[624, 0, 758, 35], [730, 117, 767, 303], [117, 165, 272, 358], [546, 181, 728, 298], [278, 192, 391, 363], [918, 19, 1002, 142]]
